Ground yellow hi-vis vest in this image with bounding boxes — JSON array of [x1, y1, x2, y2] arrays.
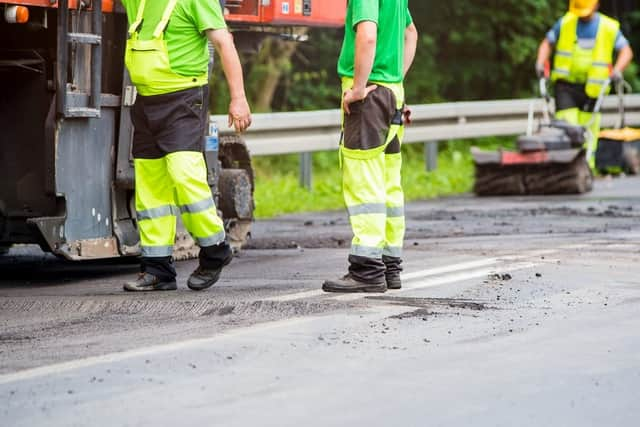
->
[[125, 0, 208, 96], [551, 12, 619, 98]]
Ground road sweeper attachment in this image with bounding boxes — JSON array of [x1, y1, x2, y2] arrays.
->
[[472, 75, 612, 196]]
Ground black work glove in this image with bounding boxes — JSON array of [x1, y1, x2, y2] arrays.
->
[[610, 69, 624, 84], [535, 62, 546, 79]]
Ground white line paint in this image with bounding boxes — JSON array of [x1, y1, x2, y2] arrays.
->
[[267, 258, 502, 302], [0, 316, 322, 386], [268, 289, 325, 302], [268, 249, 554, 303], [401, 258, 501, 280], [331, 262, 538, 302]]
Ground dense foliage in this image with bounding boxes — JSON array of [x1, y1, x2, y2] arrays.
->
[[212, 0, 638, 113]]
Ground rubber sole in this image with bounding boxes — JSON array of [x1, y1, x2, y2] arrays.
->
[[187, 256, 233, 291], [123, 281, 177, 292], [322, 282, 387, 293]]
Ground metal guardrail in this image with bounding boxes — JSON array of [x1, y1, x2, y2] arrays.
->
[[211, 94, 640, 187], [212, 94, 640, 156]]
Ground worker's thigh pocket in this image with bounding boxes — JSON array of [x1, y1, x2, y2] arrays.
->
[[343, 87, 395, 151]]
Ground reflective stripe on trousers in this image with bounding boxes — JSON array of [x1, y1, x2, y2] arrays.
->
[[340, 78, 406, 260], [135, 151, 225, 257], [555, 108, 602, 168]]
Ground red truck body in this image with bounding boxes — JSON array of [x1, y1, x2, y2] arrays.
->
[[1, 0, 346, 26]]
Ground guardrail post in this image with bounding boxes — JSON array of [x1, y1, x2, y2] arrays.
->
[[424, 141, 438, 171], [300, 152, 313, 190]]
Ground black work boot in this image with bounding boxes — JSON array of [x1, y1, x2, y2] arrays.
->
[[385, 272, 402, 290], [322, 274, 386, 293], [187, 256, 232, 291], [123, 273, 177, 292], [383, 255, 403, 290]]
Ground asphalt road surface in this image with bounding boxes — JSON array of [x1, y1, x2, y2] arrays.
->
[[1, 176, 640, 427]]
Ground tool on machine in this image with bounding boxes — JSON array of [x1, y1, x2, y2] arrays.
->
[[594, 77, 640, 175]]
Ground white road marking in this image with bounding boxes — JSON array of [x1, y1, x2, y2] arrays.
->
[[267, 289, 325, 302], [401, 258, 501, 280], [330, 262, 538, 302], [267, 258, 502, 302], [0, 316, 321, 386], [269, 251, 552, 303]]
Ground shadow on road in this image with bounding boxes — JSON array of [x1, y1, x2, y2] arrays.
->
[[0, 247, 139, 287]]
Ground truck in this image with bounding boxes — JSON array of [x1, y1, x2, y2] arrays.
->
[[0, 0, 345, 259]]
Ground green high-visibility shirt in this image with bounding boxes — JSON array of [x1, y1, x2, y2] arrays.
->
[[337, 0, 413, 84], [121, 0, 227, 77]]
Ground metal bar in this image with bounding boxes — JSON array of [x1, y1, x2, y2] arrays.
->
[[424, 141, 438, 172], [91, 0, 103, 114], [56, 0, 69, 116], [67, 32, 102, 44], [299, 152, 313, 190]]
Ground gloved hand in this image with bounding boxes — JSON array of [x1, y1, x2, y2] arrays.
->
[[610, 69, 624, 84], [402, 105, 412, 125], [535, 62, 546, 79]]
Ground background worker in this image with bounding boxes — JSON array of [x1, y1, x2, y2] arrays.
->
[[323, 0, 418, 293], [121, 0, 252, 292], [536, 0, 633, 166]]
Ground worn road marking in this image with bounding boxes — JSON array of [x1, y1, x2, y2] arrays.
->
[[269, 249, 554, 303], [0, 304, 412, 386], [330, 262, 538, 302], [0, 315, 320, 386], [268, 258, 504, 302]]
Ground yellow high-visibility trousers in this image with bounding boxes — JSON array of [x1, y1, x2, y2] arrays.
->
[[135, 151, 225, 258]]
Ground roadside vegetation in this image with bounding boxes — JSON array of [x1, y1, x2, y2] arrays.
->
[[253, 138, 513, 218]]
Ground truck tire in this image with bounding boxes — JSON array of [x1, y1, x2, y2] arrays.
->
[[218, 134, 254, 250]]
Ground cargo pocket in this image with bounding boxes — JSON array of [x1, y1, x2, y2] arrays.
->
[[125, 39, 171, 90], [343, 100, 364, 150], [345, 87, 395, 151], [182, 87, 204, 118]]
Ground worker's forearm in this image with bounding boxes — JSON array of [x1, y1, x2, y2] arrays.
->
[[403, 24, 418, 77], [614, 45, 634, 73], [536, 39, 552, 66], [208, 30, 247, 100], [352, 21, 377, 90]]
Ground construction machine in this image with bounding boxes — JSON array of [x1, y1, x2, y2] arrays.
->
[[472, 72, 610, 196], [0, 0, 345, 259]]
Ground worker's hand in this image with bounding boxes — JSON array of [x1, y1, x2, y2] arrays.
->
[[610, 68, 624, 84], [228, 97, 252, 133], [403, 105, 412, 125], [535, 62, 546, 79], [343, 84, 377, 115]]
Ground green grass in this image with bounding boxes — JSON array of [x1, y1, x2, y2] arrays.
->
[[252, 137, 513, 218]]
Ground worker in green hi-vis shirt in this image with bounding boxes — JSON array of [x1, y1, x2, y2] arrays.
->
[[120, 0, 252, 292], [323, 0, 418, 293]]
